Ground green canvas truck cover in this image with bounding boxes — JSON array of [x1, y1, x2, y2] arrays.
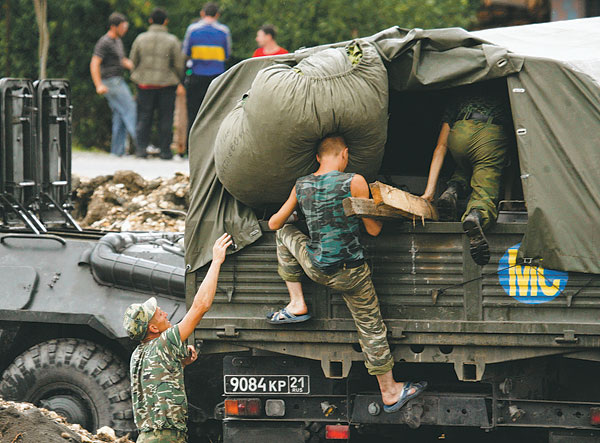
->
[[185, 17, 600, 275]]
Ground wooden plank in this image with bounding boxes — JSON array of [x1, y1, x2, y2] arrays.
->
[[342, 197, 408, 220], [370, 181, 439, 221]]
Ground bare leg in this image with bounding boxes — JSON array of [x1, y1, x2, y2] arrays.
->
[[273, 281, 308, 320], [376, 370, 416, 406]]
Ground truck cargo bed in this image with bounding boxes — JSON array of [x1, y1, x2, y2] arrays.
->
[[190, 221, 600, 380]]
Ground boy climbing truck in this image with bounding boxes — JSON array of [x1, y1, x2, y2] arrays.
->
[[184, 17, 600, 443], [267, 136, 426, 413]]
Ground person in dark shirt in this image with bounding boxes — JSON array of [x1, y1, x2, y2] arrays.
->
[[422, 83, 513, 265], [90, 12, 138, 157], [252, 24, 288, 57]]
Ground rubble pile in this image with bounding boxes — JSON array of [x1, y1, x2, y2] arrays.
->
[[72, 171, 189, 232], [0, 399, 133, 443]]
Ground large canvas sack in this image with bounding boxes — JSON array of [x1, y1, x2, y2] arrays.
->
[[214, 41, 389, 207]]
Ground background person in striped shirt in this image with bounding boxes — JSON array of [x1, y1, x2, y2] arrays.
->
[[182, 2, 231, 154]]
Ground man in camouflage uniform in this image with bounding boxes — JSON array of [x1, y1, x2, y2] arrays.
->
[[422, 83, 513, 265], [268, 136, 426, 413], [123, 233, 232, 442]]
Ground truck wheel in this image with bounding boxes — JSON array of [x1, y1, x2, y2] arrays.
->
[[0, 338, 135, 436]]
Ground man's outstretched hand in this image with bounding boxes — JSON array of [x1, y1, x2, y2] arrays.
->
[[178, 233, 233, 342], [213, 233, 233, 265]]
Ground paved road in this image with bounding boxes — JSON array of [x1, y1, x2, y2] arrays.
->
[[72, 151, 189, 179]]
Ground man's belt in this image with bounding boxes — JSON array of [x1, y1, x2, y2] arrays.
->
[[457, 111, 494, 124], [320, 258, 365, 274]]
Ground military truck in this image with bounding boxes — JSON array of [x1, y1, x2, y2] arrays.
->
[[1, 18, 599, 443], [183, 18, 600, 443]]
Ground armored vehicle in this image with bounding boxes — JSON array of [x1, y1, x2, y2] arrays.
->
[[0, 78, 189, 436], [184, 18, 600, 443]]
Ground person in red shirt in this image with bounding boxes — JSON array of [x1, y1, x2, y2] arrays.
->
[[252, 24, 288, 57]]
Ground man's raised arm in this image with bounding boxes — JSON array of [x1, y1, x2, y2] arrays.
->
[[178, 233, 232, 341]]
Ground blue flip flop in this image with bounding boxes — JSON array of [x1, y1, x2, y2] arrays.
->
[[383, 381, 428, 413], [267, 307, 311, 324]]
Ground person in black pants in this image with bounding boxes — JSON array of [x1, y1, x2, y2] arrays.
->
[[130, 8, 185, 159], [184, 74, 217, 144], [136, 86, 178, 159], [182, 2, 231, 153]]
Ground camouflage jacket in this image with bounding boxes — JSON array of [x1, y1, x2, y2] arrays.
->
[[130, 326, 188, 432]]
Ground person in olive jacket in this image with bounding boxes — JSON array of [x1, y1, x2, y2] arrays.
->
[[130, 7, 185, 159]]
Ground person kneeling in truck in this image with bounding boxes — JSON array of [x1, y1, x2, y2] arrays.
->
[[267, 135, 426, 413], [421, 84, 512, 266], [123, 233, 232, 442]]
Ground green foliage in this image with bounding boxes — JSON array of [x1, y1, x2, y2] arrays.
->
[[0, 0, 480, 150], [217, 0, 480, 64]]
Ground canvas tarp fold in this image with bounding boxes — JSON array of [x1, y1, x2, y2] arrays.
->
[[185, 19, 600, 274], [508, 59, 600, 272]]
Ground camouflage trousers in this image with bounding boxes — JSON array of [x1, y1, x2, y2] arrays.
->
[[276, 225, 394, 376], [447, 119, 510, 230], [137, 429, 187, 443]]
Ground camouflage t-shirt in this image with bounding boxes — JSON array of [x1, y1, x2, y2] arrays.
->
[[130, 326, 189, 433], [296, 170, 364, 271]]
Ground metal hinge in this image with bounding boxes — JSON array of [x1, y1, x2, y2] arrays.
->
[[216, 325, 239, 338], [555, 330, 578, 344]]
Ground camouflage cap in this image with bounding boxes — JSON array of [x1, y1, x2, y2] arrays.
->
[[123, 297, 158, 340]]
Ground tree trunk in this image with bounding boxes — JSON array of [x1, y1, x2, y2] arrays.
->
[[4, 0, 11, 75], [33, 0, 49, 79]]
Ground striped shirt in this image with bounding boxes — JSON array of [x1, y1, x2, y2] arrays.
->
[[183, 19, 231, 77]]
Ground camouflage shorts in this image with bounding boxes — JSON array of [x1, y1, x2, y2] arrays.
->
[[276, 225, 394, 375], [137, 429, 187, 443]]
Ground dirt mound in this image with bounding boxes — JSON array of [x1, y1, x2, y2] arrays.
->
[[0, 399, 133, 443], [72, 171, 189, 232]]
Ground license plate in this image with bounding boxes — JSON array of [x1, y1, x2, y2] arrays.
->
[[224, 375, 310, 394]]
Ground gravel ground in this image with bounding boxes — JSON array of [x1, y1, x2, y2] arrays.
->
[[72, 151, 189, 180]]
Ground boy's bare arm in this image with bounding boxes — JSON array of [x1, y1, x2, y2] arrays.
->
[[268, 186, 298, 230], [351, 174, 383, 236]]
